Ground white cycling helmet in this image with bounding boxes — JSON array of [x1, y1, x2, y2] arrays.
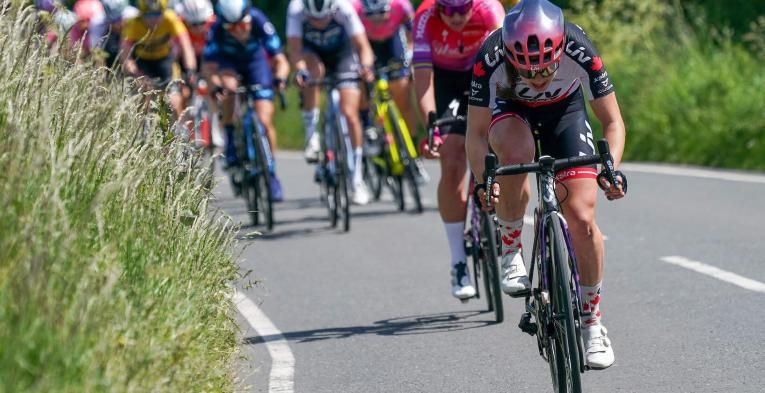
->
[[302, 0, 336, 19], [100, 0, 128, 21], [360, 0, 390, 14], [216, 0, 248, 23], [176, 0, 213, 24]]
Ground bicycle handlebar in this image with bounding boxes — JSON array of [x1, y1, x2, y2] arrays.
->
[[484, 138, 618, 192], [426, 111, 466, 151]]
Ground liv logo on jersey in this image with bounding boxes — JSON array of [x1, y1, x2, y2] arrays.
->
[[565, 40, 591, 64]]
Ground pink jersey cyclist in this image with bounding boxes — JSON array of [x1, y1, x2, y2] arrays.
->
[[412, 0, 503, 72], [353, 0, 413, 41]]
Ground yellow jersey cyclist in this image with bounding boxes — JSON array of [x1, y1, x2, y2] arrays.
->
[[466, 0, 627, 369], [120, 0, 197, 121], [202, 0, 290, 201], [287, 0, 376, 205], [412, 0, 504, 300]]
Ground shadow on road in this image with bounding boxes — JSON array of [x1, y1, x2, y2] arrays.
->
[[243, 310, 497, 345]]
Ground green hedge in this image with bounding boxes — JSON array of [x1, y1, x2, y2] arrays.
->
[[0, 7, 239, 392]]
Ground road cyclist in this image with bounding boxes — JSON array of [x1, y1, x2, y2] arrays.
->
[[202, 0, 290, 202], [412, 0, 504, 300], [287, 0, 376, 205], [466, 0, 627, 370]]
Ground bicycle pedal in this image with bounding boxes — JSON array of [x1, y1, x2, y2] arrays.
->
[[518, 312, 537, 336], [506, 288, 531, 298]]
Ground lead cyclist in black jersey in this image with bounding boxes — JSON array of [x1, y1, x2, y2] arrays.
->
[[466, 0, 626, 370]]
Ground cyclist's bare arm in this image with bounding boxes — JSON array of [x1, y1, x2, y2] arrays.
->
[[590, 92, 627, 200], [176, 33, 197, 72], [286, 37, 308, 85], [351, 33, 374, 80], [271, 53, 290, 84], [119, 40, 138, 76], [413, 67, 435, 122], [466, 104, 492, 182]]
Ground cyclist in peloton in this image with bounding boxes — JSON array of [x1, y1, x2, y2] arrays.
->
[[352, 0, 418, 145], [100, 0, 139, 68], [466, 0, 626, 369], [202, 0, 290, 201], [412, 0, 504, 300], [120, 0, 197, 121], [286, 0, 376, 205]]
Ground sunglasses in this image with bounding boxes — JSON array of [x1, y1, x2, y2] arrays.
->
[[516, 61, 560, 79], [223, 14, 252, 31], [439, 1, 472, 17], [364, 7, 390, 17], [189, 20, 207, 27], [142, 11, 162, 18]]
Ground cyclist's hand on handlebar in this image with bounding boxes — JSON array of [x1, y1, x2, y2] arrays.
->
[[474, 182, 500, 212], [294, 69, 310, 88], [597, 170, 627, 201], [360, 64, 374, 83], [274, 77, 287, 93], [419, 135, 443, 159]]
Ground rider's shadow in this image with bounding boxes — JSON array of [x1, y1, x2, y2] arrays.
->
[[243, 310, 495, 345]]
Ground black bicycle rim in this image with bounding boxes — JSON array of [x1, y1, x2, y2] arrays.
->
[[481, 214, 504, 323], [257, 168, 273, 231], [245, 172, 259, 227], [334, 118, 350, 232], [549, 216, 582, 393], [404, 162, 423, 213]]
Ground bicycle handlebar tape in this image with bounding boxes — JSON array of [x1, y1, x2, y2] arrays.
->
[[596, 139, 618, 188], [484, 153, 498, 209]]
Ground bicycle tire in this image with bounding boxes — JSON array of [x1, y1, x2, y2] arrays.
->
[[244, 171, 259, 227], [481, 213, 504, 323], [548, 216, 582, 393], [253, 122, 274, 231], [388, 106, 423, 213], [364, 156, 383, 201], [334, 116, 351, 232]]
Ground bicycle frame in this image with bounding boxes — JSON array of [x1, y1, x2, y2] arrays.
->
[[233, 87, 274, 176], [319, 85, 353, 179], [369, 71, 418, 175]]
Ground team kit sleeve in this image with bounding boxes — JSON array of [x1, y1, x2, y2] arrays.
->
[[411, 7, 433, 69], [468, 36, 498, 108], [285, 0, 303, 39], [565, 23, 615, 100], [252, 9, 283, 56]]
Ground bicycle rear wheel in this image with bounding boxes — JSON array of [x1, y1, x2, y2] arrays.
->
[[548, 216, 582, 393], [480, 213, 504, 323], [389, 107, 423, 214]]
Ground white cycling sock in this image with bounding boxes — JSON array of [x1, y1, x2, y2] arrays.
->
[[581, 282, 602, 326], [444, 221, 466, 268], [497, 217, 524, 256], [353, 147, 363, 185], [302, 109, 320, 144]]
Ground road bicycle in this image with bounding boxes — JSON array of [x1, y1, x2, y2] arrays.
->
[[308, 76, 356, 232], [226, 84, 276, 231], [483, 139, 621, 393], [427, 115, 504, 323], [363, 65, 423, 213]]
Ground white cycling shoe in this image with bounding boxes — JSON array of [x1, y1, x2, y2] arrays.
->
[[500, 251, 531, 296], [304, 133, 320, 163], [582, 324, 615, 369], [451, 261, 476, 300], [352, 180, 371, 205]]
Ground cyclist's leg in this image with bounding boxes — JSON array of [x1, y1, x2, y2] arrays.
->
[[215, 61, 240, 167], [487, 99, 534, 294], [540, 90, 613, 368], [301, 50, 324, 161], [432, 67, 474, 299]]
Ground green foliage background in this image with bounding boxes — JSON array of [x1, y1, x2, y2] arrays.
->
[[263, 0, 765, 171]]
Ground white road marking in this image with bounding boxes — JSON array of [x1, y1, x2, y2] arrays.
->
[[234, 291, 295, 393], [622, 163, 765, 184], [661, 256, 765, 294]]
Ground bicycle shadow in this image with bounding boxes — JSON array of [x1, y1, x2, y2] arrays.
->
[[243, 310, 496, 345]]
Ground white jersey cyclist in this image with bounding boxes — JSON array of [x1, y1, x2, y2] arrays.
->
[[287, 0, 366, 61]]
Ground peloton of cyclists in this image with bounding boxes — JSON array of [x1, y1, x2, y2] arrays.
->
[[286, 0, 376, 205], [202, 0, 290, 201], [412, 0, 504, 300], [466, 0, 626, 369]]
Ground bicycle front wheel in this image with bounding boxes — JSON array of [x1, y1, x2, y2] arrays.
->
[[480, 213, 504, 323], [548, 216, 582, 393], [334, 116, 351, 232]]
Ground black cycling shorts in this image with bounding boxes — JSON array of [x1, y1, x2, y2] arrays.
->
[[304, 46, 360, 89], [434, 66, 470, 136], [370, 27, 410, 81], [491, 88, 598, 180], [136, 56, 175, 88]]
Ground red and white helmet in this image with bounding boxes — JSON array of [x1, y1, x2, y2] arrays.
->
[[176, 0, 213, 24], [502, 0, 565, 72]]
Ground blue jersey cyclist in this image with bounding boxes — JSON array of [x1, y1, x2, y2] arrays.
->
[[202, 0, 290, 201]]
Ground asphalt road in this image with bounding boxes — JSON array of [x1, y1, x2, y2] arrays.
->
[[219, 152, 765, 393]]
